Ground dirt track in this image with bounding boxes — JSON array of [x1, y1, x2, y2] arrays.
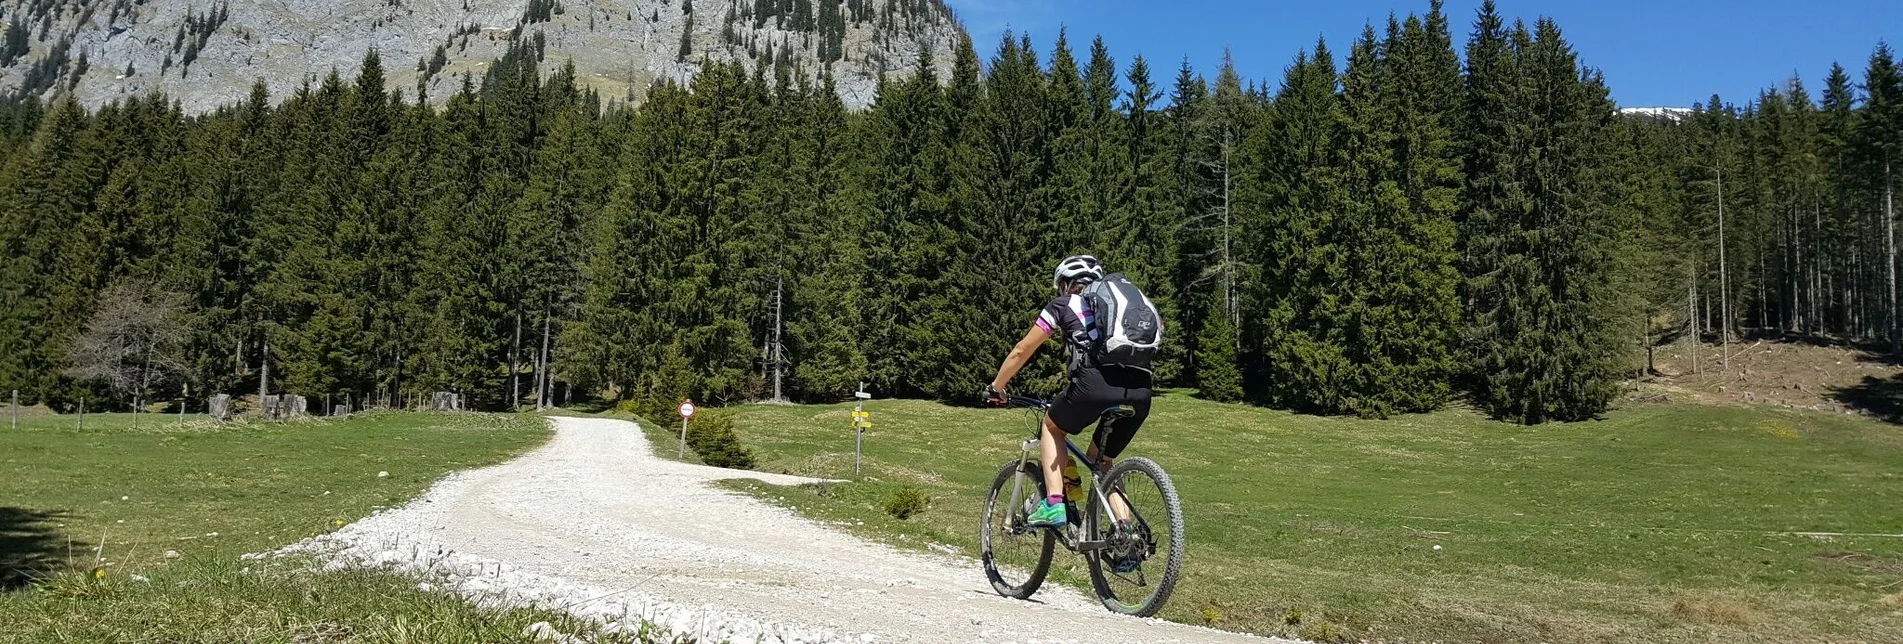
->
[[288, 416, 1292, 643]]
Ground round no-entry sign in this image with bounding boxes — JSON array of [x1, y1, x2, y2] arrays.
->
[[678, 400, 696, 419]]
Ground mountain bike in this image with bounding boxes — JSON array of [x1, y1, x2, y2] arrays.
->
[[979, 394, 1185, 617]]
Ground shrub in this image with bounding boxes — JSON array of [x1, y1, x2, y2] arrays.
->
[[614, 390, 678, 421], [883, 486, 931, 520], [686, 411, 755, 470]]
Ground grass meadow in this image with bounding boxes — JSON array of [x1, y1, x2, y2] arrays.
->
[[0, 411, 652, 643], [715, 394, 1903, 643]]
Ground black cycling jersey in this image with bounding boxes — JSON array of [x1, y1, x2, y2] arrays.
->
[[1035, 294, 1098, 343]]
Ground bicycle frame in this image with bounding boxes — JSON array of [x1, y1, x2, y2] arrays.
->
[[999, 396, 1137, 553]]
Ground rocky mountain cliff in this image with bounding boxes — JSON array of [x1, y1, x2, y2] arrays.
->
[[0, 0, 963, 112]]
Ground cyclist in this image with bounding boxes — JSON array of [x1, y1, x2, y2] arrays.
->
[[985, 255, 1154, 529]]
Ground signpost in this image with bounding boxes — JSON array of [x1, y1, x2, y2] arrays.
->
[[677, 399, 696, 459], [852, 385, 872, 475]]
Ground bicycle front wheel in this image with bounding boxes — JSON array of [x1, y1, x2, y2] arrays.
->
[[980, 461, 1055, 599], [1087, 456, 1185, 617]]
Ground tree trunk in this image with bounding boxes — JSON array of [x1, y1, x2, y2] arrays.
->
[[1717, 166, 1729, 373], [536, 309, 551, 410], [1689, 270, 1699, 375], [510, 310, 522, 410], [1758, 254, 1767, 332], [771, 277, 784, 402], [1221, 122, 1238, 343], [1889, 154, 1897, 350], [393, 349, 404, 410], [1813, 201, 1824, 335], [1791, 206, 1801, 334], [1855, 238, 1863, 339], [259, 337, 269, 402]]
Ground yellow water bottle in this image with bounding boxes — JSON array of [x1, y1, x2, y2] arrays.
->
[[1061, 462, 1082, 504]]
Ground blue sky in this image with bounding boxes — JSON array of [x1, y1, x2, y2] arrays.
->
[[941, 0, 1901, 108]]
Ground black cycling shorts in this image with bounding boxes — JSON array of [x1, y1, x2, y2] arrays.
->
[[1048, 366, 1153, 459]]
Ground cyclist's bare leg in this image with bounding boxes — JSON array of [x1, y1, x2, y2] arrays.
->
[[1040, 415, 1069, 501], [1085, 441, 1133, 524]]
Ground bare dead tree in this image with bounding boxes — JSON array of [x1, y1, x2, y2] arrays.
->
[[64, 278, 193, 411], [1181, 52, 1248, 347]]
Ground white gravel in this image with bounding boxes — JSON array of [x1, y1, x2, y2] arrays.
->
[[263, 416, 1291, 644]]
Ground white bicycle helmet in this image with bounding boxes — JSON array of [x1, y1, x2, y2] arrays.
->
[[1052, 255, 1104, 292]]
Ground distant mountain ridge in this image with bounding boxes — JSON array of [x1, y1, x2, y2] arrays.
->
[[1619, 106, 1693, 120], [0, 0, 963, 112]]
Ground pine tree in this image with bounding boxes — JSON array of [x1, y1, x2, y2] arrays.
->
[[1318, 9, 1463, 416], [0, 99, 91, 405], [1113, 53, 1183, 382], [1462, 15, 1631, 422], [785, 71, 870, 399], [1160, 60, 1213, 390], [407, 79, 504, 403], [1820, 64, 1862, 336], [1853, 44, 1902, 346], [678, 13, 695, 63], [1248, 39, 1347, 410], [511, 61, 608, 406]]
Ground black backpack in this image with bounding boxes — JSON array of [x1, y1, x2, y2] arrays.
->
[[1080, 274, 1163, 371]]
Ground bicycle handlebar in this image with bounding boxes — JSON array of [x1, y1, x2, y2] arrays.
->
[[984, 387, 1049, 410], [1001, 394, 1049, 410]]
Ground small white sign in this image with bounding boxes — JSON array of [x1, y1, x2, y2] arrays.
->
[[678, 400, 696, 419]]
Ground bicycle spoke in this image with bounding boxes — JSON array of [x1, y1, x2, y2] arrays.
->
[[1105, 564, 1146, 587], [983, 465, 1053, 595], [1092, 463, 1177, 613]]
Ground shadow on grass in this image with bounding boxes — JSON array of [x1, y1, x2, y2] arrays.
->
[[1829, 375, 1903, 423], [0, 507, 74, 591]]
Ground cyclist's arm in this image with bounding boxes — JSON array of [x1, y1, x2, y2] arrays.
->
[[989, 324, 1051, 393]]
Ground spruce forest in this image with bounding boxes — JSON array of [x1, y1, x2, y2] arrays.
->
[[2, 0, 1900, 424]]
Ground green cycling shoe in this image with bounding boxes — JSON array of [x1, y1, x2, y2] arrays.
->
[[1025, 500, 1068, 528]]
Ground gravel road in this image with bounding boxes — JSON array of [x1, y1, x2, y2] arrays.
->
[[274, 416, 1292, 644]]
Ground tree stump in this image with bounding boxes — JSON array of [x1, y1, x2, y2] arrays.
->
[[208, 394, 231, 421]]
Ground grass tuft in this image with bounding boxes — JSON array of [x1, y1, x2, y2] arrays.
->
[[1668, 598, 1765, 625], [882, 485, 931, 520], [1298, 620, 1349, 642]]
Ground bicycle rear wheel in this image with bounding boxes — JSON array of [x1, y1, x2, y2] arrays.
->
[[980, 461, 1055, 599], [1086, 456, 1184, 617]]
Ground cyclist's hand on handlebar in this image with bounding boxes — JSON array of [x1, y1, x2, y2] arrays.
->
[[983, 384, 1007, 406]]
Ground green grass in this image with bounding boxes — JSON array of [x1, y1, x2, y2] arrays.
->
[[0, 411, 659, 642], [719, 394, 1903, 643]]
